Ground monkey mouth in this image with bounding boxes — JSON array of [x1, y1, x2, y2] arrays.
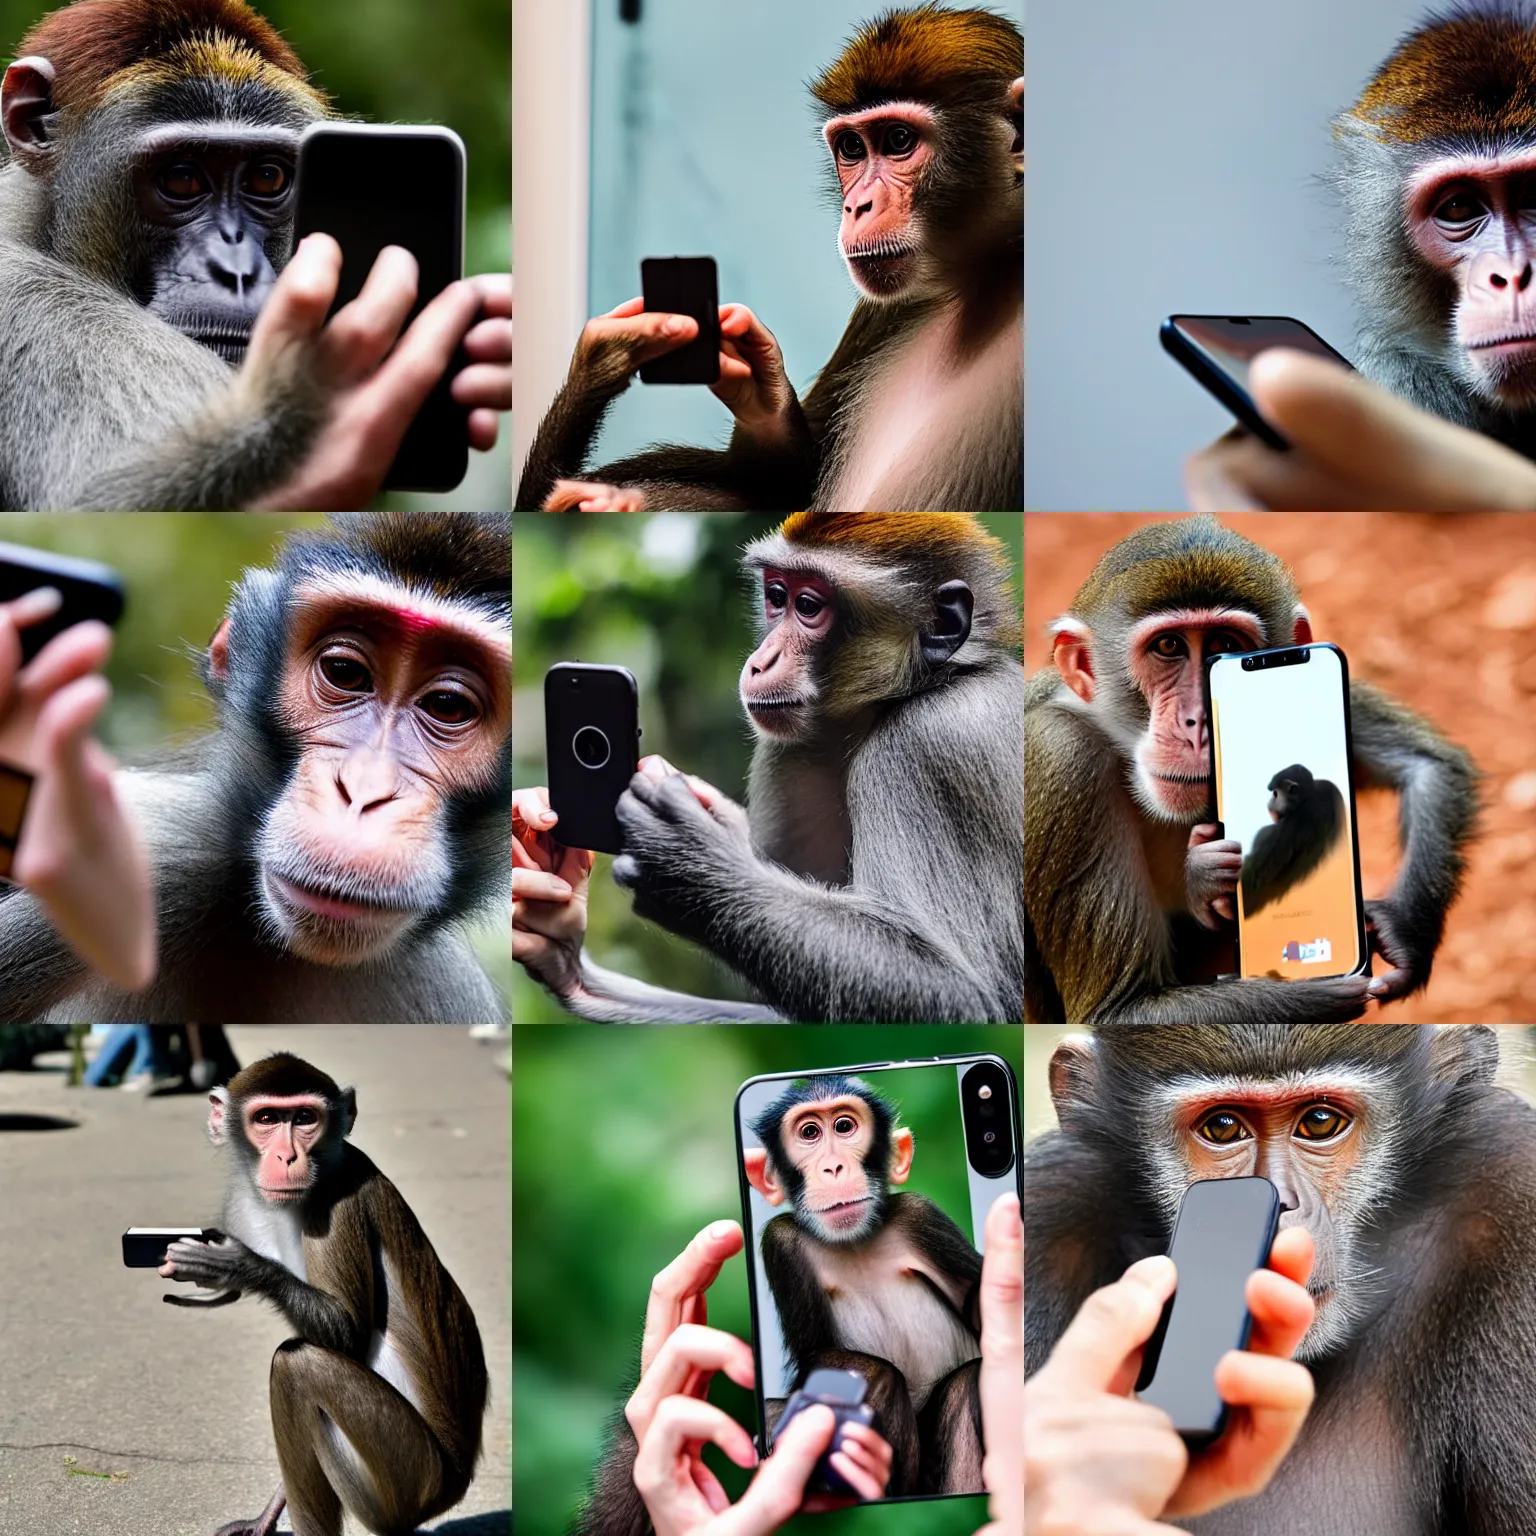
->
[[1470, 330, 1536, 352], [843, 242, 920, 297], [257, 1184, 307, 1203], [814, 1198, 873, 1231], [169, 317, 253, 367], [744, 696, 812, 736], [266, 872, 416, 930]]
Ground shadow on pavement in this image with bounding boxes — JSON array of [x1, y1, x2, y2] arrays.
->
[[425, 1513, 512, 1535]]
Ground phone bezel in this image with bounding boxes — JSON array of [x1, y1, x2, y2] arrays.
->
[[1204, 641, 1370, 983]]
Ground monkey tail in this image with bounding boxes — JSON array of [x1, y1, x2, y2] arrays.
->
[[163, 1288, 241, 1308]]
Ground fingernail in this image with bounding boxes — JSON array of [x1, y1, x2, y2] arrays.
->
[[708, 1219, 737, 1240], [538, 810, 557, 825], [549, 880, 571, 897], [1126, 1254, 1176, 1285], [663, 316, 689, 335]]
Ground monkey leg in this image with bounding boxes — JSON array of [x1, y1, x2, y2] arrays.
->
[[916, 1357, 983, 1496], [213, 1485, 286, 1536], [266, 1339, 457, 1536], [800, 1349, 919, 1497]]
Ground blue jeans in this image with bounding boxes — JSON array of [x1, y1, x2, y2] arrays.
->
[[84, 1025, 166, 1086]]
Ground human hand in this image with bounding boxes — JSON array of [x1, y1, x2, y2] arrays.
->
[[976, 1193, 1022, 1536], [1185, 823, 1240, 928], [248, 235, 505, 510], [544, 480, 649, 512], [0, 589, 154, 991], [1186, 348, 1536, 511], [512, 786, 593, 998]]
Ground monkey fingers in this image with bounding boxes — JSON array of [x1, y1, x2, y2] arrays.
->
[[626, 1323, 757, 1441], [544, 480, 649, 513]]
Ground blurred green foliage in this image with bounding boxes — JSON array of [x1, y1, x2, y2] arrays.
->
[[511, 514, 1024, 1024], [513, 1023, 1022, 1536], [1, 512, 509, 1000]]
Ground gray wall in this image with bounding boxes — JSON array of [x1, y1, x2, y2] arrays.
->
[[1026, 0, 1425, 510]]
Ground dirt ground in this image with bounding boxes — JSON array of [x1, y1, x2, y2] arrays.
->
[[1024, 512, 1536, 1024]]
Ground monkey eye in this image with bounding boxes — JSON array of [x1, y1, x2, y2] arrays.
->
[[418, 687, 481, 727], [832, 1115, 857, 1135], [765, 580, 789, 612], [251, 1108, 280, 1125], [1194, 1108, 1251, 1145], [796, 1121, 822, 1142], [1150, 634, 1187, 659], [834, 130, 867, 162], [882, 123, 918, 156], [156, 163, 208, 200], [318, 653, 372, 694], [292, 1107, 320, 1126], [1434, 191, 1486, 228], [244, 160, 291, 199], [1294, 1104, 1351, 1141], [794, 592, 824, 620], [1207, 631, 1246, 654]]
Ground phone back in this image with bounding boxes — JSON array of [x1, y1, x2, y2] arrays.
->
[[734, 1054, 1021, 1502], [1137, 1176, 1280, 1444], [544, 664, 639, 856], [294, 125, 468, 492], [0, 542, 124, 663], [1208, 643, 1366, 980], [640, 257, 721, 384]]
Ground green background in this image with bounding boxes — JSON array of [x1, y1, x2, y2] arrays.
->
[[512, 1024, 1022, 1536], [0, 513, 511, 1002], [511, 513, 1025, 1024]]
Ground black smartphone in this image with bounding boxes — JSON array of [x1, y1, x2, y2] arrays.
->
[[544, 663, 640, 856], [1207, 642, 1368, 983], [734, 1052, 1021, 1502], [294, 123, 469, 492], [0, 542, 125, 664], [122, 1227, 218, 1268], [772, 1368, 876, 1497], [1136, 1176, 1281, 1447], [640, 256, 721, 384], [1161, 315, 1355, 450]]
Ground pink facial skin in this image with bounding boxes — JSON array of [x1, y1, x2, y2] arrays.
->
[[1125, 610, 1268, 820], [738, 569, 836, 738], [243, 1094, 328, 1202], [1408, 151, 1536, 404], [823, 102, 935, 299]]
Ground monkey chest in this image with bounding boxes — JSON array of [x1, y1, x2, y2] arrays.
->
[[823, 1270, 978, 1409]]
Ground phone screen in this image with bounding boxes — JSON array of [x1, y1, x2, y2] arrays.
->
[[543, 663, 640, 856], [1209, 644, 1364, 980], [294, 125, 468, 492], [1170, 316, 1352, 395], [734, 1055, 1020, 1502], [1137, 1177, 1280, 1442], [640, 257, 721, 384]]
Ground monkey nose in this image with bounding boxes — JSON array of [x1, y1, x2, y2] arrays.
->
[[1484, 258, 1534, 293], [336, 752, 401, 814]]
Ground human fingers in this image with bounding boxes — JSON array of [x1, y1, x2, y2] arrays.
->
[[631, 1395, 760, 1526], [460, 315, 513, 362], [316, 244, 420, 387], [512, 868, 573, 903], [1244, 1273, 1316, 1361], [0, 588, 61, 708], [719, 1406, 834, 1536], [1038, 1254, 1176, 1394], [587, 310, 700, 368], [465, 271, 512, 317], [451, 362, 512, 409], [245, 233, 342, 362], [625, 1322, 756, 1439], [641, 1220, 746, 1372], [1264, 1227, 1315, 1290], [467, 408, 502, 452], [15, 620, 113, 703], [606, 295, 646, 318], [32, 674, 110, 781]]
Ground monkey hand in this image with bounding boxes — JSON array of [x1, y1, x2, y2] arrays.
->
[[613, 769, 752, 941], [159, 1232, 251, 1294], [1184, 824, 1240, 928], [544, 480, 649, 512], [1363, 898, 1432, 1002], [714, 306, 804, 446], [570, 297, 705, 397], [514, 786, 594, 1000]]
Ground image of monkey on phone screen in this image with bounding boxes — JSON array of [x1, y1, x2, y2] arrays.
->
[[1241, 763, 1346, 916]]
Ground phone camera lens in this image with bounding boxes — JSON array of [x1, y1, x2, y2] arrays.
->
[[983, 1131, 997, 1144], [572, 726, 611, 770]]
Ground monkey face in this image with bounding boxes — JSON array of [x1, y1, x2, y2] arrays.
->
[[738, 568, 836, 740], [1268, 780, 1296, 820], [240, 1093, 331, 1202], [777, 1096, 892, 1244]]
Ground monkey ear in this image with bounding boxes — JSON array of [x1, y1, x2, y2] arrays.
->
[[744, 1147, 786, 1205], [1429, 1025, 1499, 1088], [920, 580, 973, 666], [207, 1086, 231, 1147], [888, 1127, 915, 1187], [1, 58, 58, 174], [338, 1087, 357, 1138], [207, 617, 233, 683], [1052, 619, 1095, 703], [1008, 77, 1024, 175], [1048, 1034, 1099, 1131], [1292, 610, 1313, 646]]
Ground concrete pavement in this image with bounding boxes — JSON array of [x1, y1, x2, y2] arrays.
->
[[0, 1026, 510, 1536]]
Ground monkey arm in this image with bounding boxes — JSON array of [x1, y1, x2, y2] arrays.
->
[[1348, 681, 1479, 992], [761, 1215, 839, 1380], [890, 1194, 984, 1331], [0, 887, 88, 1022]]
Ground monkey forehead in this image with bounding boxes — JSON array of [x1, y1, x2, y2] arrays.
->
[[100, 40, 328, 117], [1148, 1068, 1391, 1118], [822, 100, 937, 146], [786, 1095, 875, 1122], [1405, 148, 1536, 206], [244, 1093, 329, 1111], [130, 122, 302, 157], [1125, 609, 1267, 648], [288, 574, 511, 661]]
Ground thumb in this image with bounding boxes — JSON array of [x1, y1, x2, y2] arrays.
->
[[719, 1406, 834, 1536], [246, 233, 341, 365]]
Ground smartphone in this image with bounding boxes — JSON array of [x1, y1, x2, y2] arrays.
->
[[294, 123, 469, 492], [639, 256, 721, 384], [122, 1227, 218, 1268], [544, 663, 640, 856], [1161, 315, 1355, 450], [734, 1053, 1021, 1502], [0, 543, 125, 879], [1136, 1177, 1281, 1447], [1207, 642, 1367, 982]]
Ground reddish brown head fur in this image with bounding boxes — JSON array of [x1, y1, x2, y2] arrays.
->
[[1350, 4, 1536, 145], [19, 0, 312, 111], [779, 511, 1006, 566], [810, 4, 1022, 116]]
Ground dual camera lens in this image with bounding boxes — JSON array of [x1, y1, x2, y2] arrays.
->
[[961, 1061, 1015, 1176]]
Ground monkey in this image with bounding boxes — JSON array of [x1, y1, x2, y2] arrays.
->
[[0, 512, 511, 1023], [515, 511, 1024, 1024], [1331, 2, 1536, 458], [515, 4, 1022, 514], [1025, 1023, 1536, 1535], [159, 1052, 488, 1536], [1239, 762, 1347, 917], [1024, 515, 1478, 1025], [0, 0, 506, 509], [744, 1074, 984, 1496]]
